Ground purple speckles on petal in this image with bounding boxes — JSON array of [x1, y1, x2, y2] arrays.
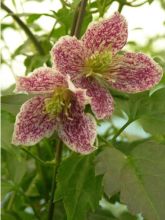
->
[[58, 98, 97, 154], [15, 67, 66, 94], [82, 12, 128, 55], [12, 96, 57, 146], [75, 77, 114, 119], [51, 36, 86, 78], [109, 52, 163, 93]]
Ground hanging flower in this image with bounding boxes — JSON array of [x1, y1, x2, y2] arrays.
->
[[12, 68, 97, 154], [51, 12, 163, 120]]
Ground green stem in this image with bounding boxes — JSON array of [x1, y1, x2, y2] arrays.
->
[[7, 192, 16, 211], [126, 1, 148, 7], [60, 0, 71, 7], [22, 148, 55, 167], [1, 2, 45, 55], [118, 3, 124, 13], [47, 140, 63, 220], [74, 0, 88, 38], [70, 2, 81, 36], [36, 145, 50, 201], [112, 120, 133, 143], [47, 1, 88, 218]]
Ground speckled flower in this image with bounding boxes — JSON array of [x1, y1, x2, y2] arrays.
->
[[51, 12, 163, 120], [12, 67, 97, 154]]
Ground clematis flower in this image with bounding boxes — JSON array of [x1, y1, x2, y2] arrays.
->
[[12, 67, 97, 154], [51, 12, 163, 120]]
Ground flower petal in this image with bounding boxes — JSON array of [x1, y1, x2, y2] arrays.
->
[[82, 12, 128, 55], [51, 36, 86, 78], [12, 96, 57, 146], [76, 77, 114, 119], [58, 98, 97, 154], [15, 67, 66, 94], [109, 52, 163, 93], [67, 75, 91, 108]]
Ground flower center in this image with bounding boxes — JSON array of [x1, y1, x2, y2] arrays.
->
[[84, 50, 112, 78], [44, 87, 72, 117]]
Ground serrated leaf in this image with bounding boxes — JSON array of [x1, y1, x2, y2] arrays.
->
[[115, 87, 165, 135], [96, 142, 165, 220], [140, 88, 165, 135], [55, 153, 102, 220], [95, 148, 126, 197], [140, 114, 165, 135]]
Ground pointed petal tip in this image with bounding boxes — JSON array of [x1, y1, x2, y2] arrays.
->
[[82, 11, 128, 54], [110, 52, 163, 93]]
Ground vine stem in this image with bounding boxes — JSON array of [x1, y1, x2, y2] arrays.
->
[[74, 0, 88, 38], [112, 120, 133, 143], [1, 2, 45, 55], [70, 2, 81, 36], [118, 3, 124, 13], [47, 1, 88, 218], [47, 140, 63, 220]]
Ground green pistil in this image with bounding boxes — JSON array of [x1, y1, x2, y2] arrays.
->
[[44, 87, 71, 117], [84, 50, 112, 78]]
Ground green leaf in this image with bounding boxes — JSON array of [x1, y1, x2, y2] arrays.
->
[[88, 202, 139, 220], [1, 213, 17, 220], [1, 181, 15, 200], [24, 54, 50, 74], [114, 91, 149, 120], [51, 26, 66, 40], [12, 39, 37, 57], [1, 23, 15, 31], [55, 153, 102, 220], [88, 207, 117, 220], [95, 147, 126, 198], [140, 114, 165, 135], [26, 14, 42, 24], [54, 201, 67, 220], [6, 152, 27, 184], [80, 12, 92, 37], [96, 142, 165, 220], [1, 94, 32, 115], [140, 88, 165, 135], [1, 85, 16, 96], [71, 0, 81, 9], [53, 8, 73, 33], [1, 110, 15, 153], [115, 87, 165, 135]]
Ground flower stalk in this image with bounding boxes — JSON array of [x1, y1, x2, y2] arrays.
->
[[73, 0, 88, 38], [47, 1, 89, 219], [112, 119, 133, 143], [48, 140, 63, 220]]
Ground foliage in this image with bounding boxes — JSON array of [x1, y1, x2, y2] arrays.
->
[[1, 0, 165, 220]]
